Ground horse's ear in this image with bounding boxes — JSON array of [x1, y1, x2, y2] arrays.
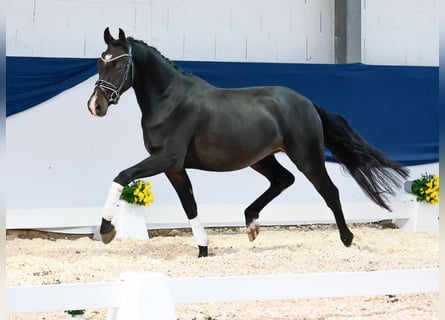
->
[[104, 27, 114, 45], [118, 28, 127, 47]]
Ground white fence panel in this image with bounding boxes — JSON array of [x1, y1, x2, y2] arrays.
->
[[6, 269, 439, 315], [168, 269, 439, 303], [7, 282, 123, 313]]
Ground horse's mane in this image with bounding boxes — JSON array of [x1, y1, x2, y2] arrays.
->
[[127, 37, 191, 76]]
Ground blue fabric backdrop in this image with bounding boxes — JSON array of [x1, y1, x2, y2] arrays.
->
[[6, 57, 97, 117], [6, 57, 438, 165]]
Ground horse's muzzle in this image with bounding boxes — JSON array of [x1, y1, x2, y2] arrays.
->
[[88, 88, 109, 117]]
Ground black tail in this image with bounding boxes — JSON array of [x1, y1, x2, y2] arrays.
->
[[314, 104, 409, 211]]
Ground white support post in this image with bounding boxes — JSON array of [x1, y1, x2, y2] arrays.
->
[[392, 193, 418, 231], [112, 201, 149, 240], [107, 273, 176, 320], [392, 193, 439, 233]]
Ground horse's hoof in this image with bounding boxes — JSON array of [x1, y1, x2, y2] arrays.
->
[[247, 220, 260, 242], [101, 229, 116, 244], [341, 231, 354, 247], [198, 245, 208, 258], [100, 218, 116, 244]]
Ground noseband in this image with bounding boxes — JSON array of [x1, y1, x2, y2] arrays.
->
[[96, 46, 133, 104]]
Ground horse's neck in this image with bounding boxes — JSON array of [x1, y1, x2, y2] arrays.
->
[[135, 55, 173, 93], [131, 51, 173, 108], [132, 46, 194, 115]]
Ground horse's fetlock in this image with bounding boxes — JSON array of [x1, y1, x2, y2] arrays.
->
[[198, 246, 208, 258], [244, 209, 259, 226], [100, 218, 113, 233], [340, 230, 354, 247]]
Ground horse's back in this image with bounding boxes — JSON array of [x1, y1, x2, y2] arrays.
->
[[212, 85, 323, 144], [194, 85, 316, 124]]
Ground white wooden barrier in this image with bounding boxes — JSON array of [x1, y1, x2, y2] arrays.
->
[[6, 193, 438, 234], [6, 269, 439, 318]]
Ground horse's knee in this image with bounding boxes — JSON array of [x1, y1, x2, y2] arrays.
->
[[268, 169, 295, 193], [279, 171, 295, 190], [114, 170, 133, 186]]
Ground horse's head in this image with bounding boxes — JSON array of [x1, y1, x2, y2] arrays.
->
[[87, 28, 133, 117]]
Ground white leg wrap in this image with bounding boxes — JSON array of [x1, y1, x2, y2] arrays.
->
[[102, 182, 124, 221], [189, 216, 209, 247]]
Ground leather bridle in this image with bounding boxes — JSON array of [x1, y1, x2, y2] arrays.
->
[[95, 45, 133, 104]]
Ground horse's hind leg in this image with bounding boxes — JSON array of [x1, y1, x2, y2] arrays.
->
[[246, 155, 295, 241], [286, 146, 353, 247], [165, 169, 209, 257]]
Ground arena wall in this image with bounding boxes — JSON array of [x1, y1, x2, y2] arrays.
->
[[7, 0, 335, 63], [361, 0, 438, 66], [7, 0, 438, 65]]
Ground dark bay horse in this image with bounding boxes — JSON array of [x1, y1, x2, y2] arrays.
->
[[87, 28, 409, 257]]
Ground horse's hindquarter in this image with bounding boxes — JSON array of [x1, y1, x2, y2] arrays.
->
[[185, 87, 297, 171]]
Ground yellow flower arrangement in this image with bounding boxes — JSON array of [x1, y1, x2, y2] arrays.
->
[[120, 180, 154, 206], [410, 173, 439, 205]]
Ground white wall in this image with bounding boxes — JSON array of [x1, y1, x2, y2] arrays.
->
[[7, 0, 439, 65], [361, 0, 438, 66], [6, 0, 334, 63]]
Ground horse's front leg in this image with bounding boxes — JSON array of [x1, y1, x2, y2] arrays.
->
[[166, 170, 209, 257], [100, 151, 184, 244], [99, 182, 123, 243]]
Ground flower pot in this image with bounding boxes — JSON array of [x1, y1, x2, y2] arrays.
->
[[416, 201, 439, 232], [404, 180, 413, 193], [112, 201, 149, 240]]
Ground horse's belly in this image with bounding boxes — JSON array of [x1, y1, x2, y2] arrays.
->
[[185, 142, 281, 171], [185, 153, 267, 171], [185, 104, 284, 171]]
